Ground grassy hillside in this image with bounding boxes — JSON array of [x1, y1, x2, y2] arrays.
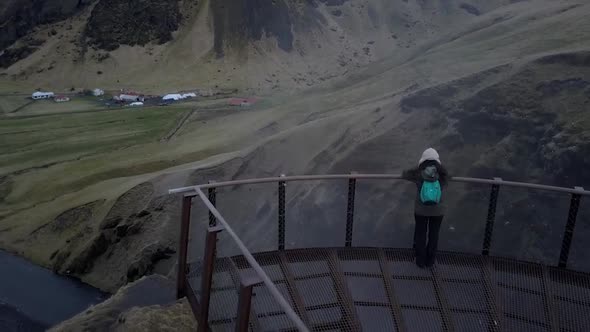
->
[[0, 0, 521, 94], [0, 106, 195, 234]]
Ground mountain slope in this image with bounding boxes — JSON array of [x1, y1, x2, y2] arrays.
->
[[0, 0, 92, 51], [2, 0, 523, 93]]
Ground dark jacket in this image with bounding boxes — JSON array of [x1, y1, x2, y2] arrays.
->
[[402, 161, 448, 217]]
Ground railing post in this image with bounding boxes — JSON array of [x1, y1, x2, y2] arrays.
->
[[345, 172, 357, 247], [278, 174, 286, 251], [177, 195, 193, 299], [482, 178, 502, 256], [208, 181, 217, 227], [235, 273, 263, 332], [198, 225, 225, 332], [559, 188, 583, 268]]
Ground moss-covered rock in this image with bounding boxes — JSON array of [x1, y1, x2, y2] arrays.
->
[[0, 0, 91, 51], [50, 275, 185, 332], [85, 0, 181, 51]]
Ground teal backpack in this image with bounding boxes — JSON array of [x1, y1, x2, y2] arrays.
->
[[420, 180, 442, 205]]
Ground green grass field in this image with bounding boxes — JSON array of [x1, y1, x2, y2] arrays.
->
[[0, 95, 113, 115], [0, 95, 32, 114], [0, 105, 195, 225], [0, 94, 110, 115], [0, 106, 189, 174], [14, 97, 107, 116]]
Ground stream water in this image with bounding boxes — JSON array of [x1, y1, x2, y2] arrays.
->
[[0, 250, 107, 331]]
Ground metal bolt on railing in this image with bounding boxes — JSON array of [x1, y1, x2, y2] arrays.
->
[[208, 180, 217, 227], [198, 225, 224, 332], [176, 195, 193, 299], [482, 178, 502, 256], [559, 187, 584, 268], [345, 172, 357, 247], [278, 174, 286, 251], [235, 272, 263, 332]]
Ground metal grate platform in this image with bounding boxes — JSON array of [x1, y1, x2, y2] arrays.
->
[[171, 174, 590, 331], [188, 248, 590, 332]]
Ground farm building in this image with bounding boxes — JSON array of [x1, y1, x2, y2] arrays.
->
[[119, 93, 144, 102], [93, 89, 105, 96], [229, 98, 257, 107], [32, 91, 55, 100], [162, 92, 197, 101], [54, 95, 70, 102], [163, 94, 182, 101], [198, 88, 215, 97]]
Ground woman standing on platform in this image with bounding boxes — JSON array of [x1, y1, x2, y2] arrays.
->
[[402, 148, 449, 268]]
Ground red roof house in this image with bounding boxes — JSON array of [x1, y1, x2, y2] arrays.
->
[[229, 98, 257, 107]]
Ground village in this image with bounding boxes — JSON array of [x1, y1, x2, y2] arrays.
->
[[28, 88, 258, 110]]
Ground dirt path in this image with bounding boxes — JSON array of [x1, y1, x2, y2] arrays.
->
[[1, 106, 115, 119], [160, 109, 196, 142], [7, 100, 34, 114]]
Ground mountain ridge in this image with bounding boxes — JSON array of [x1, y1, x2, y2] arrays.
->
[[1, 0, 524, 93]]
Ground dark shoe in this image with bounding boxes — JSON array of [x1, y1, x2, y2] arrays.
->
[[426, 259, 435, 268], [416, 259, 426, 268]]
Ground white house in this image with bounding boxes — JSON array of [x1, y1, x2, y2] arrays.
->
[[198, 88, 215, 97], [32, 91, 55, 100], [182, 92, 197, 99], [54, 95, 70, 103], [119, 93, 144, 102], [162, 92, 197, 101], [93, 89, 105, 96], [163, 94, 183, 101]]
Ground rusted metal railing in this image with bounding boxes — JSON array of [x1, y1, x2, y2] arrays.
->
[[170, 174, 589, 331], [175, 186, 310, 332]]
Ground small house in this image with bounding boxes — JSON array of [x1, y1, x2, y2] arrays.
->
[[54, 95, 70, 103], [119, 93, 144, 102], [32, 91, 55, 100], [163, 94, 183, 101], [198, 88, 215, 97], [229, 98, 257, 107], [93, 89, 105, 96], [181, 92, 197, 99], [162, 92, 197, 101]]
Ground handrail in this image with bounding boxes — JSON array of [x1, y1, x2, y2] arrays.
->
[[194, 187, 310, 332], [169, 174, 589, 196], [172, 173, 588, 331]]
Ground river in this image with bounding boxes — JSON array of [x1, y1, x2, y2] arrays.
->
[[0, 250, 107, 331]]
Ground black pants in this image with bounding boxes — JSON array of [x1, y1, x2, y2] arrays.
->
[[414, 215, 444, 266]]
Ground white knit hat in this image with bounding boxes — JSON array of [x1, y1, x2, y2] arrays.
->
[[419, 148, 441, 165]]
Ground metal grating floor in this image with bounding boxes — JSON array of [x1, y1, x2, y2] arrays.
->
[[188, 248, 590, 332]]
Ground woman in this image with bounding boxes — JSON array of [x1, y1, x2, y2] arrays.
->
[[402, 148, 449, 268]]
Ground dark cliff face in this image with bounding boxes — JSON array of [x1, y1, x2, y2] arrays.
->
[[211, 0, 336, 58], [85, 0, 181, 51], [0, 0, 182, 53], [332, 52, 590, 264], [396, 53, 590, 188], [0, 0, 90, 51], [211, 0, 295, 57]]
